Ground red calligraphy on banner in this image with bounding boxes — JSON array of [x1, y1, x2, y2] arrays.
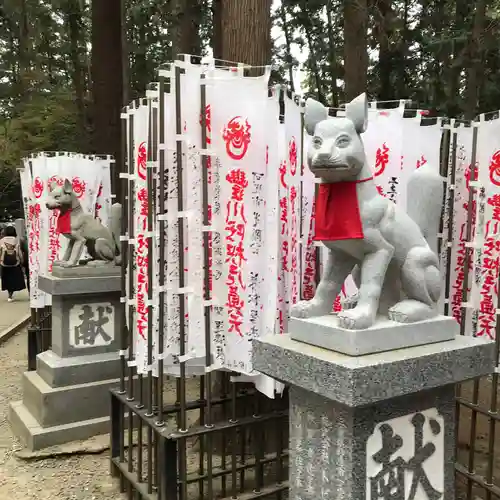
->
[[375, 143, 389, 177], [489, 151, 500, 187], [465, 164, 478, 191], [48, 210, 61, 272], [225, 169, 247, 336], [32, 177, 44, 199], [200, 104, 212, 145], [28, 204, 41, 256], [290, 186, 298, 304], [289, 138, 298, 176], [136, 234, 149, 340], [451, 201, 477, 324], [302, 201, 317, 300], [416, 155, 427, 169], [376, 185, 385, 197], [95, 184, 103, 222], [222, 117, 251, 161], [135, 139, 149, 340], [137, 141, 147, 181], [477, 197, 500, 339]]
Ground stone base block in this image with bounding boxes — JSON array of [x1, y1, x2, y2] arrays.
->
[[9, 401, 110, 451], [289, 384, 455, 500], [22, 370, 119, 427], [289, 314, 458, 356], [51, 264, 120, 279], [37, 350, 121, 387], [253, 334, 494, 407]]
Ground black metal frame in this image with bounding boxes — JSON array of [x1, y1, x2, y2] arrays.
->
[[27, 306, 52, 371]]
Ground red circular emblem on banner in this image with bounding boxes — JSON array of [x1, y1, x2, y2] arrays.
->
[[289, 137, 298, 175], [222, 116, 251, 161], [137, 141, 147, 180], [72, 177, 86, 199], [33, 177, 44, 199], [489, 151, 500, 186], [48, 176, 63, 189]]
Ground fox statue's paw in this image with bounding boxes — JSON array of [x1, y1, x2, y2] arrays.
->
[[388, 299, 437, 323], [290, 300, 332, 319], [338, 304, 375, 330]]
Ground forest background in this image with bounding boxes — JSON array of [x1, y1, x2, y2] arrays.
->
[[0, 0, 494, 218]]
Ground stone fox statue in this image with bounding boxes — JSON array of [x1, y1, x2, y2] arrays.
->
[[45, 179, 121, 268], [291, 93, 444, 330]]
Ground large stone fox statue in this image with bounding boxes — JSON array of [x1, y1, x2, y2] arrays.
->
[[291, 93, 444, 330], [46, 179, 121, 268]]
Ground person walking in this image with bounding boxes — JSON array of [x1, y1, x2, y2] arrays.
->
[[0, 226, 26, 302]]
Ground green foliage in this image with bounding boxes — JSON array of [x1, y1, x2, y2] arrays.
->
[[0, 0, 499, 218]]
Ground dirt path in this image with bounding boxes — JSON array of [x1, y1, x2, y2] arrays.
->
[[0, 330, 123, 500]]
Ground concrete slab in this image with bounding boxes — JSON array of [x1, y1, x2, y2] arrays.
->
[[9, 400, 110, 451], [22, 370, 120, 427], [37, 350, 121, 387], [289, 314, 458, 356], [253, 334, 495, 407]]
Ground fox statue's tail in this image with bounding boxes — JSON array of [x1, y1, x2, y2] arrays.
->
[[406, 163, 444, 257], [110, 203, 122, 265]]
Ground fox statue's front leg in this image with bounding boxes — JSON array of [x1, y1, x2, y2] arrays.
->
[[291, 249, 356, 318], [338, 229, 394, 329]]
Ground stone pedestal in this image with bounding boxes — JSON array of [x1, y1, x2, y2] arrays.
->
[[253, 325, 495, 500], [9, 266, 122, 450]]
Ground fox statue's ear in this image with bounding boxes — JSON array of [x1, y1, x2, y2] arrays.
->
[[63, 178, 72, 194], [304, 98, 328, 136], [49, 181, 57, 193], [345, 93, 368, 134]]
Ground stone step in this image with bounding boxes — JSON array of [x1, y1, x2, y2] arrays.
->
[[22, 370, 120, 428], [8, 400, 110, 451], [37, 349, 121, 387]]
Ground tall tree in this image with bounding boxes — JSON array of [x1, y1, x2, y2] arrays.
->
[[171, 0, 202, 59], [464, 0, 487, 119], [220, 0, 273, 66], [65, 0, 86, 133], [91, 0, 124, 198], [343, 0, 368, 100]]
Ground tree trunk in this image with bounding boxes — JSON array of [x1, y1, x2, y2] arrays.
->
[[171, 0, 202, 59], [343, 0, 368, 101], [447, 0, 471, 116], [305, 30, 326, 103], [464, 0, 486, 120], [374, 0, 394, 100], [280, 5, 295, 91], [325, 1, 338, 106], [91, 0, 124, 198], [18, 0, 30, 100], [121, 0, 129, 105], [67, 0, 86, 134], [212, 0, 223, 60], [221, 0, 272, 67]]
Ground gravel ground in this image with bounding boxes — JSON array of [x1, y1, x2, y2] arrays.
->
[[0, 330, 124, 500]]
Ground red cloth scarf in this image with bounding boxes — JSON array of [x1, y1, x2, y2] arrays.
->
[[313, 177, 373, 241], [57, 209, 72, 234]]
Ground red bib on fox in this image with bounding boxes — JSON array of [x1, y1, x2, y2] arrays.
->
[[314, 177, 372, 241], [57, 209, 72, 234]]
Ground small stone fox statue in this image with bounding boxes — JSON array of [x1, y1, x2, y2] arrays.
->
[[45, 179, 121, 268], [291, 93, 444, 329]]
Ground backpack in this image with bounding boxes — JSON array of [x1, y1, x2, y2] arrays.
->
[[0, 241, 22, 267]]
